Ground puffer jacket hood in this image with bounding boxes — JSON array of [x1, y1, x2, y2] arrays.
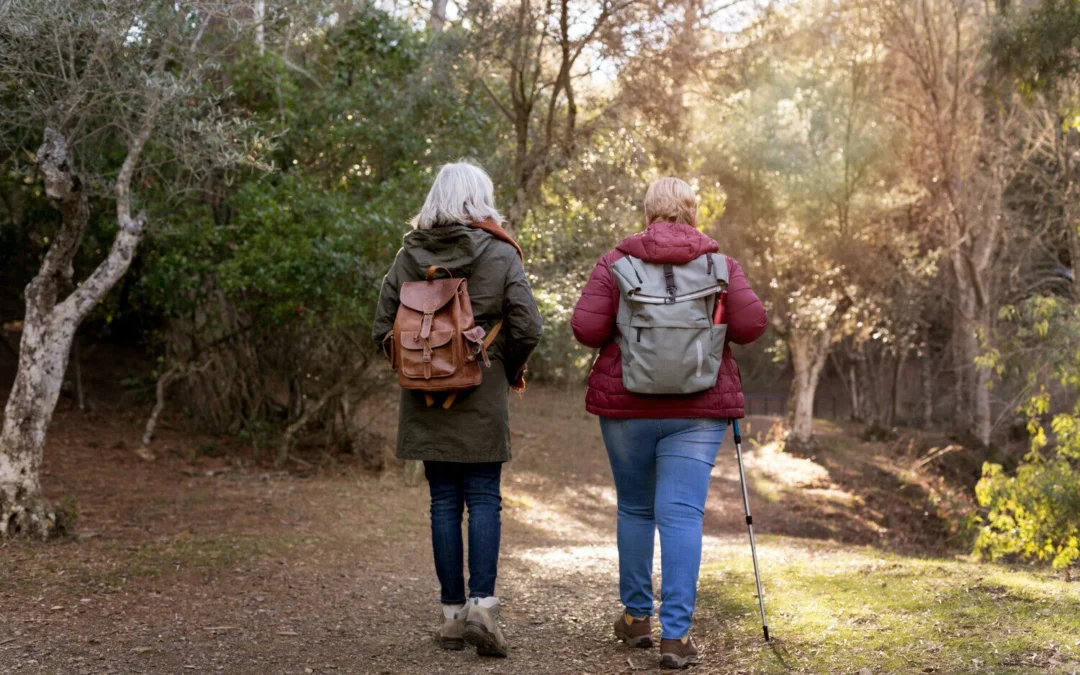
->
[[616, 221, 720, 264]]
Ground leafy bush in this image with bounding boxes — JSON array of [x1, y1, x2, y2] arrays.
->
[[975, 296, 1080, 569], [129, 4, 503, 445], [975, 457, 1080, 569]]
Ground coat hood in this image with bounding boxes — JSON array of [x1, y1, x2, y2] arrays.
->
[[615, 221, 719, 264], [401, 224, 493, 275]]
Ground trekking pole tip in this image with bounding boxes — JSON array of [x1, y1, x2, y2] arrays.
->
[[763, 625, 770, 642]]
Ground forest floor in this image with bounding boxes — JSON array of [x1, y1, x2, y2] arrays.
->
[[1, 384, 1079, 674]]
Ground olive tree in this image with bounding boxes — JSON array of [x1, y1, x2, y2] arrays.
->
[[0, 0, 261, 538]]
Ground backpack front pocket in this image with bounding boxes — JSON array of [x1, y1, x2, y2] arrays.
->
[[400, 329, 457, 379], [621, 323, 721, 394]]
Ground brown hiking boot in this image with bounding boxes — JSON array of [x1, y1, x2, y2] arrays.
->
[[614, 612, 653, 648], [436, 605, 466, 650], [462, 597, 509, 657], [660, 635, 700, 669]]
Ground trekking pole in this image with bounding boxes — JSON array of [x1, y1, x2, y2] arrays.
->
[[731, 418, 770, 642]]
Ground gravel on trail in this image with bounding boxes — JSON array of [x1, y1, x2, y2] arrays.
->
[[1, 390, 803, 674]]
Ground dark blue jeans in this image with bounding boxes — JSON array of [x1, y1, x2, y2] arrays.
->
[[424, 461, 503, 605]]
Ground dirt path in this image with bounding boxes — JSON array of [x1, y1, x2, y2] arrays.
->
[[0, 386, 954, 674]]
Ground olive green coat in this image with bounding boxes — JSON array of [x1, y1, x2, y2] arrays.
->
[[372, 225, 543, 463]]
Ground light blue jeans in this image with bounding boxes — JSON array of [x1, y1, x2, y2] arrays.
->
[[600, 417, 727, 639]]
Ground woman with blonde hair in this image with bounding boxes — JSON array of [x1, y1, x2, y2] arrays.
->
[[571, 177, 767, 669], [372, 161, 543, 658]]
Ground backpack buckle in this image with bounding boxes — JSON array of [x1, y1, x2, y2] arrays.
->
[[663, 263, 677, 303]]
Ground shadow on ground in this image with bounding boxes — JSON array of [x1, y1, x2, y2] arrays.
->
[[0, 384, 1036, 675]]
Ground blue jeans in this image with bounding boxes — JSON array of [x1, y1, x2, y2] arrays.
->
[[423, 461, 502, 605], [600, 417, 727, 639]]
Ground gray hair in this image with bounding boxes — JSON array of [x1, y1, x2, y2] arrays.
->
[[411, 161, 503, 230]]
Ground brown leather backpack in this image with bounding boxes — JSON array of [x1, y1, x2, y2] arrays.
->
[[384, 266, 501, 408]]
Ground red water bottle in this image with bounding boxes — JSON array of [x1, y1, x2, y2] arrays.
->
[[713, 290, 727, 325]]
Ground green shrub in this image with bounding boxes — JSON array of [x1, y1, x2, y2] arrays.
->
[[975, 296, 1080, 569], [975, 457, 1080, 569]]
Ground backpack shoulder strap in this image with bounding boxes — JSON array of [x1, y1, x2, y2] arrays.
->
[[483, 320, 503, 349], [426, 265, 454, 280]]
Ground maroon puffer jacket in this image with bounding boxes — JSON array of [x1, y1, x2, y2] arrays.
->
[[571, 221, 768, 419]]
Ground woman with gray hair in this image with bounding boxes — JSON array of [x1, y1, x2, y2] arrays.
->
[[372, 161, 543, 658]]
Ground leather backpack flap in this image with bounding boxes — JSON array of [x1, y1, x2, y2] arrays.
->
[[399, 277, 465, 315]]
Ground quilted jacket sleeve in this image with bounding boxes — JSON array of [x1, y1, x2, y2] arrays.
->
[[571, 251, 619, 349], [725, 257, 768, 345]]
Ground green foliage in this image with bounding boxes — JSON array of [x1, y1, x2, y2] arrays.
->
[[0, 0, 268, 344], [975, 458, 1080, 568], [975, 296, 1080, 569], [703, 0, 922, 347], [521, 127, 650, 379], [125, 4, 504, 437], [144, 174, 399, 330], [992, 0, 1080, 92]]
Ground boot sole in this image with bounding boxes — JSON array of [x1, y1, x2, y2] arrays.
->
[[439, 636, 465, 651], [660, 653, 700, 669], [615, 630, 653, 649], [463, 622, 509, 658]]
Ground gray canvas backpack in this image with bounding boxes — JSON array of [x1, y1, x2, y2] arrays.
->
[[610, 252, 729, 394]]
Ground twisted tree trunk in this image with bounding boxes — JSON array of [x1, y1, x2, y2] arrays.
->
[[1, 127, 149, 539]]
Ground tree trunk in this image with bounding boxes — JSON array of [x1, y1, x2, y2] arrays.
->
[[430, 0, 449, 32], [278, 381, 345, 466], [890, 350, 906, 427], [73, 336, 85, 412], [848, 363, 860, 421], [0, 330, 71, 538], [920, 326, 934, 427], [140, 363, 181, 456], [855, 351, 877, 425], [951, 326, 968, 433], [1, 128, 149, 539], [786, 327, 831, 450], [972, 345, 991, 446], [254, 0, 266, 55], [953, 304, 991, 446]]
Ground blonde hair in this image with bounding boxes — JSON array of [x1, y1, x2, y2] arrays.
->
[[644, 177, 698, 227], [411, 161, 503, 230]]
